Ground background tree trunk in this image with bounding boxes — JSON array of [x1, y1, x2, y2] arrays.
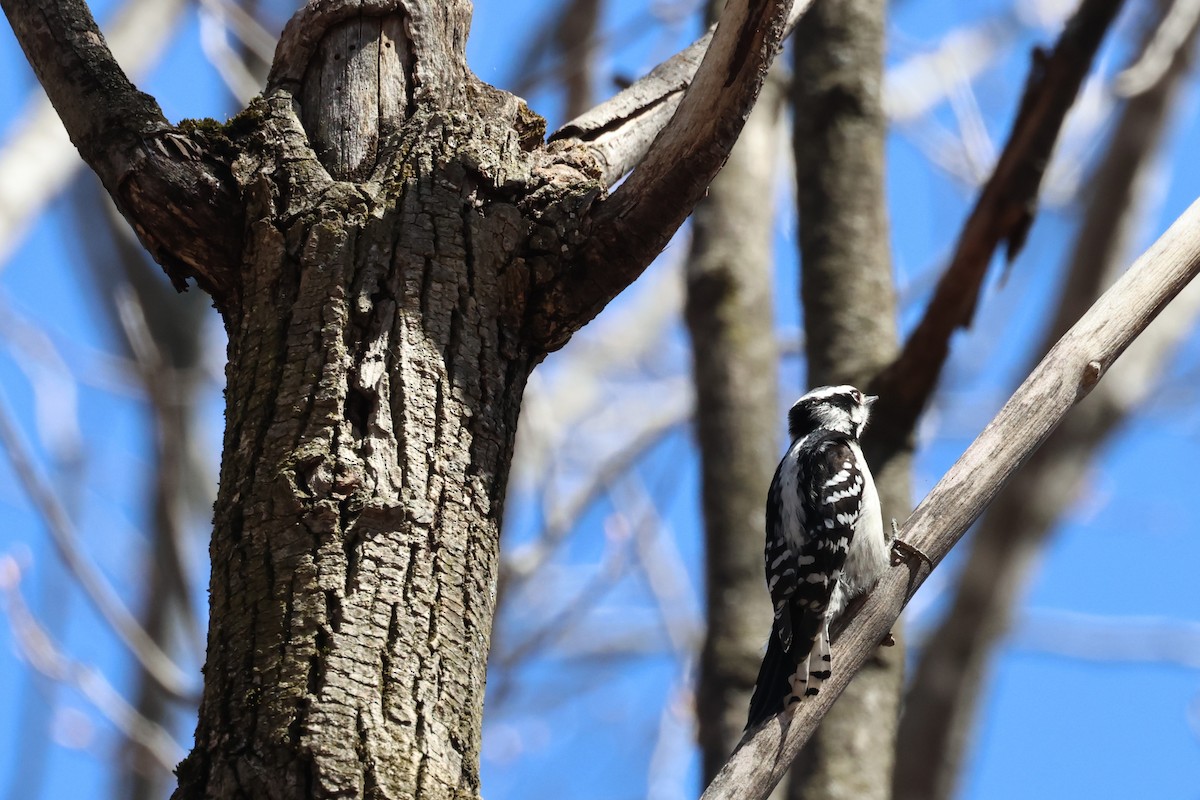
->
[[788, 1, 908, 798], [686, 64, 785, 779], [894, 6, 1200, 798]]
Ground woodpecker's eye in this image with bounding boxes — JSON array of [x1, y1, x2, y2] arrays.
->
[[851, 389, 863, 403]]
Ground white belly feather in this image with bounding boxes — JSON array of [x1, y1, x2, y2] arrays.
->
[[829, 441, 887, 618]]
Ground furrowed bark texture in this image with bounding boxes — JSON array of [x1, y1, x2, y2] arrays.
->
[[4, 0, 796, 794], [686, 67, 784, 780], [789, 1, 907, 799], [170, 9, 572, 798]]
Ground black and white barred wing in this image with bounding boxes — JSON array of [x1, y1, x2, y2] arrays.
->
[[746, 434, 864, 729]]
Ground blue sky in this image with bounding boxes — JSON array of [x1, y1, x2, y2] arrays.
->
[[1, 1, 1199, 799]]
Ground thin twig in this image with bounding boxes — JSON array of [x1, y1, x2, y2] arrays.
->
[[490, 520, 633, 708], [502, 411, 683, 594], [0, 556, 186, 771], [617, 476, 703, 658], [869, 0, 1127, 455], [1013, 608, 1200, 668], [0, 393, 195, 700], [1116, 0, 1200, 95]]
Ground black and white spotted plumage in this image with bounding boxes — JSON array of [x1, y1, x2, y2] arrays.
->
[[746, 385, 888, 730]]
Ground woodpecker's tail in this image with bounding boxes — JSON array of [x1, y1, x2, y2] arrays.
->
[[744, 606, 830, 734], [745, 616, 826, 731], [746, 630, 794, 731]]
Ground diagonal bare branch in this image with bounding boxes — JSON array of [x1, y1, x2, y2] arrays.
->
[[868, 0, 1126, 456], [702, 194, 1200, 800], [0, 393, 196, 700], [0, 0, 188, 271], [528, 0, 800, 352], [895, 10, 1200, 795], [0, 0, 244, 302]]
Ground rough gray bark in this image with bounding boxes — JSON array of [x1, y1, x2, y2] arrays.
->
[[894, 8, 1200, 799], [180, 70, 539, 800], [787, 2, 906, 798], [1, 0, 796, 795], [686, 66, 784, 779]]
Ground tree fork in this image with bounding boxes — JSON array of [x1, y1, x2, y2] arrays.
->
[[175, 8, 575, 799], [2, 0, 797, 794]]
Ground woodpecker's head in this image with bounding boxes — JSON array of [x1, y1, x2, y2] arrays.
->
[[787, 385, 877, 440]]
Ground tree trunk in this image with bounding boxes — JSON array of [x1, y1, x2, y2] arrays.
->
[[687, 68, 784, 779], [2, 0, 794, 794], [173, 13, 546, 798], [788, 1, 907, 798]]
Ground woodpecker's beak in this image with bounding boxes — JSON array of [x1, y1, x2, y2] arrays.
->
[[864, 395, 879, 406]]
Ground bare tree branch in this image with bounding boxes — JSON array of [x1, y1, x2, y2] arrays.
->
[[529, 0, 799, 351], [0, 556, 186, 772], [500, 408, 680, 597], [885, 14, 1020, 125], [786, 0, 905, 797], [1012, 608, 1200, 667], [619, 476, 703, 658], [200, 0, 277, 65], [895, 10, 1200, 794], [551, 0, 813, 188], [0, 0, 243, 301], [513, 0, 603, 120], [74, 188, 214, 800], [702, 195, 1200, 800], [869, 0, 1126, 455], [0, 0, 187, 270], [0, 393, 195, 700], [1116, 0, 1200, 95]]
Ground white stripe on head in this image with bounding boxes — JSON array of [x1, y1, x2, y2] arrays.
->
[[787, 384, 874, 439]]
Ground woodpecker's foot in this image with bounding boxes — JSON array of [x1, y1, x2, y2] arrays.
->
[[881, 631, 897, 647], [891, 537, 933, 569]]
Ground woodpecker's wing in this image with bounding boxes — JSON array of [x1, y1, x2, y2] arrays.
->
[[766, 433, 862, 634], [749, 432, 862, 728]]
